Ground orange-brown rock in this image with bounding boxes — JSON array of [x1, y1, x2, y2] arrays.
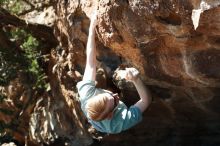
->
[[1, 0, 220, 146], [54, 0, 220, 145]]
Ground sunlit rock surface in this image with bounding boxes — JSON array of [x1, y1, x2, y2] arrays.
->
[[1, 0, 220, 146], [54, 0, 220, 145]]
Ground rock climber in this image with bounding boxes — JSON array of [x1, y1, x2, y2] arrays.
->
[[76, 11, 152, 134]]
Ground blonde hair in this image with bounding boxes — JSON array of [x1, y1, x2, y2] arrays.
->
[[86, 94, 110, 121]]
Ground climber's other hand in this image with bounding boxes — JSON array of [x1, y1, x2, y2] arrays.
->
[[125, 67, 139, 82]]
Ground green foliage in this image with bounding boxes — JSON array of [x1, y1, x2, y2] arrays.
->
[[10, 28, 27, 40], [0, 0, 8, 5], [22, 35, 48, 89], [10, 28, 48, 90], [0, 28, 48, 90], [0, 27, 49, 142], [1, 0, 26, 15], [0, 48, 24, 86], [0, 29, 25, 85], [0, 1, 50, 142], [0, 29, 28, 85]]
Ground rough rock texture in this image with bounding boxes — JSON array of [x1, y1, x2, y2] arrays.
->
[[0, 73, 36, 145], [53, 0, 220, 145], [0, 1, 91, 145], [1, 0, 220, 146]]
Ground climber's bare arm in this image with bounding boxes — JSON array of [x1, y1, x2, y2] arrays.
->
[[125, 68, 152, 112], [132, 78, 151, 112], [83, 12, 97, 81]]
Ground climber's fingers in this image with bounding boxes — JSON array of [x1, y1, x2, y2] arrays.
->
[[125, 70, 133, 81], [125, 68, 139, 81]]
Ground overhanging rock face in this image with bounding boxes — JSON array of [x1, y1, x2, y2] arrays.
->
[[54, 0, 220, 145]]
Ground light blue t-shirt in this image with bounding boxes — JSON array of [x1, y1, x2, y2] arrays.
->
[[76, 80, 142, 134]]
